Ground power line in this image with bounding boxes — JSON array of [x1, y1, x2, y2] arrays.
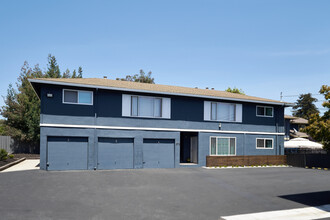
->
[[282, 94, 323, 97], [280, 92, 325, 101]]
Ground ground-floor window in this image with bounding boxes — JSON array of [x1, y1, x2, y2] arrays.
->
[[256, 138, 273, 149], [210, 137, 236, 156]]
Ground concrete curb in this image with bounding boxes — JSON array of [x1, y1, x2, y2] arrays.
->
[[0, 158, 26, 171]]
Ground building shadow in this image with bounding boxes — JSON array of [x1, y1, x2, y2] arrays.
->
[[279, 191, 330, 207]]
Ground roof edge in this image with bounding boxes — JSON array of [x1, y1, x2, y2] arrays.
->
[[28, 78, 292, 106]]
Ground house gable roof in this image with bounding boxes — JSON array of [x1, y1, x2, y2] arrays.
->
[[29, 78, 291, 106]]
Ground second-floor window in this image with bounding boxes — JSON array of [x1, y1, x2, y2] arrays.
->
[[204, 101, 242, 122], [131, 96, 162, 117], [63, 89, 93, 105], [211, 102, 236, 121], [122, 94, 171, 119], [256, 106, 273, 117]]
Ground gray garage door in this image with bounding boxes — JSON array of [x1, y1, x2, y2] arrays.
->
[[98, 137, 134, 169], [142, 139, 175, 168], [47, 136, 88, 170]]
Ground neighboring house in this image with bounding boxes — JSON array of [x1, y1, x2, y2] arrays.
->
[[284, 115, 309, 140], [29, 78, 291, 170]]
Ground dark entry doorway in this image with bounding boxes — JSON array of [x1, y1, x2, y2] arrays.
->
[[180, 132, 198, 164]]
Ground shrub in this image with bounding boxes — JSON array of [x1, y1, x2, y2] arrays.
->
[[0, 149, 8, 161], [9, 154, 14, 159]]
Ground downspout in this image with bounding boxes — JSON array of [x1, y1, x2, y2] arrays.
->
[[93, 88, 98, 170], [275, 106, 279, 155]]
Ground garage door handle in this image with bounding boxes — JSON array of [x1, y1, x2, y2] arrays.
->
[[143, 162, 146, 164]]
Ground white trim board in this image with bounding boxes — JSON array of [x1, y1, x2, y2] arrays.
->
[[40, 123, 285, 135], [29, 79, 292, 106], [221, 204, 330, 220]]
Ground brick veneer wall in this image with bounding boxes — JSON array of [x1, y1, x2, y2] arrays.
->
[[206, 155, 287, 167]]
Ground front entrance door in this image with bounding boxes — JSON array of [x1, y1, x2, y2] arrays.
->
[[180, 132, 198, 164]]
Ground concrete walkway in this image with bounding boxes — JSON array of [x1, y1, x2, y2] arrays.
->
[[2, 159, 40, 172]]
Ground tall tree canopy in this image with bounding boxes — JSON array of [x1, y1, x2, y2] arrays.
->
[[0, 55, 83, 153], [45, 54, 61, 78], [116, 69, 155, 84], [225, 87, 245, 95], [320, 85, 330, 120], [292, 93, 319, 120], [303, 85, 330, 151]]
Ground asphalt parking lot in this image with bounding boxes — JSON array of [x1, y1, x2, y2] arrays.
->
[[0, 167, 329, 220]]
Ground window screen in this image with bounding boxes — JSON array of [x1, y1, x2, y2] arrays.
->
[[64, 90, 78, 103]]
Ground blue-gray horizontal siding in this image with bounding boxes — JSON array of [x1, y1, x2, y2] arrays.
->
[[41, 115, 284, 133], [41, 85, 95, 117], [39, 84, 284, 127], [40, 127, 181, 170], [40, 126, 284, 170], [40, 127, 95, 170]]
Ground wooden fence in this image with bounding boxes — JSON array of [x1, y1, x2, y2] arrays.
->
[[286, 154, 330, 168], [0, 136, 38, 154], [0, 136, 14, 154]]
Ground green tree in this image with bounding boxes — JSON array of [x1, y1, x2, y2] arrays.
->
[[45, 54, 61, 78], [63, 69, 71, 78], [116, 69, 155, 84], [71, 69, 77, 78], [1, 55, 83, 153], [303, 85, 330, 151], [225, 87, 245, 95], [320, 85, 330, 120], [0, 119, 5, 135], [292, 93, 319, 120], [0, 62, 42, 153], [77, 66, 83, 78]]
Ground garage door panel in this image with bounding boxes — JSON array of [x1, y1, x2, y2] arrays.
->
[[98, 143, 133, 169], [98, 137, 134, 169], [47, 137, 88, 170], [143, 139, 175, 169]]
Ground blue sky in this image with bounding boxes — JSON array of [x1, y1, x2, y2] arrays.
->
[[0, 0, 329, 116]]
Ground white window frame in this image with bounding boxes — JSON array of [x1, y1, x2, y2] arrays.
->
[[209, 136, 236, 156], [130, 95, 163, 118], [256, 138, 274, 149], [62, 89, 93, 105], [210, 102, 237, 122], [256, 105, 274, 117]]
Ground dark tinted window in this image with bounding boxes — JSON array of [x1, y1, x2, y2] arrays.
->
[[98, 137, 134, 143], [143, 139, 175, 144], [47, 136, 88, 142], [64, 90, 78, 103]]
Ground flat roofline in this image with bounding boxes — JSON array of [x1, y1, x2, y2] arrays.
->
[[29, 78, 294, 106]]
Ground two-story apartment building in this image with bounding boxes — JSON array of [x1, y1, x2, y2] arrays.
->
[[29, 78, 290, 170]]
